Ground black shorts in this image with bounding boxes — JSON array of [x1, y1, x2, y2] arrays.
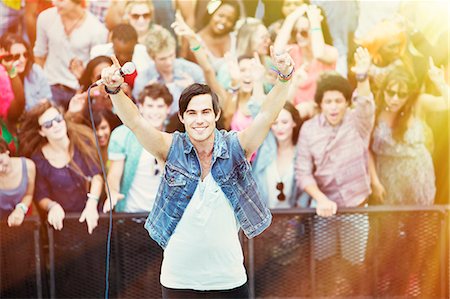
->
[[161, 282, 249, 299]]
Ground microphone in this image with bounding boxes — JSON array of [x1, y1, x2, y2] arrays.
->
[[92, 62, 136, 87]]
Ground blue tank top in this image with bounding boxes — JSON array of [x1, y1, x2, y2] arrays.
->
[[0, 158, 28, 218]]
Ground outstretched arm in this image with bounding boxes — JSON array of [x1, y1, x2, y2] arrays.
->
[[171, 14, 230, 107], [101, 56, 173, 161], [238, 46, 294, 159], [417, 57, 449, 114]]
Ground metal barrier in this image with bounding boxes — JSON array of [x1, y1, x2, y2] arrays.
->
[[1, 207, 449, 298], [0, 216, 43, 299], [246, 206, 449, 298]]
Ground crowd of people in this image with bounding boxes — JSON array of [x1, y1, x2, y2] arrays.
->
[[0, 0, 448, 279]]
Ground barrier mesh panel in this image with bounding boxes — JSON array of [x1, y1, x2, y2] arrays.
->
[[0, 219, 42, 298], [370, 211, 442, 298], [250, 211, 446, 298], [249, 214, 312, 298], [50, 216, 115, 298], [113, 215, 163, 299]]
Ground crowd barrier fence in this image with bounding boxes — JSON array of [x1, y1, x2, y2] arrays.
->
[[1, 205, 449, 298]]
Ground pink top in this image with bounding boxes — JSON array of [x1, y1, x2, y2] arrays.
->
[[295, 93, 375, 207], [230, 108, 252, 132], [0, 65, 14, 119], [289, 44, 336, 105]]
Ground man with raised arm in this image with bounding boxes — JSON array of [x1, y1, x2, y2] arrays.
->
[[100, 46, 294, 298]]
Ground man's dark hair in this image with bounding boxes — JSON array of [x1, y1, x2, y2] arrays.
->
[[178, 83, 220, 118], [314, 72, 353, 105], [111, 24, 138, 44], [138, 83, 173, 107]]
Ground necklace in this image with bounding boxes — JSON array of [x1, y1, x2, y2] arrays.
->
[[62, 11, 85, 37]]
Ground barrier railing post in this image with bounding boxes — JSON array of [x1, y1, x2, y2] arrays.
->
[[33, 222, 43, 299]]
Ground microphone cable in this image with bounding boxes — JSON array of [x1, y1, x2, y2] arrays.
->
[[86, 84, 114, 299]]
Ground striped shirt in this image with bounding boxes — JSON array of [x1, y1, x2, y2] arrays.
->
[[296, 94, 375, 207]]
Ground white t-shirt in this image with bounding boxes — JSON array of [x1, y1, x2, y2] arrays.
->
[[160, 173, 247, 290], [33, 7, 108, 90], [124, 149, 161, 213]]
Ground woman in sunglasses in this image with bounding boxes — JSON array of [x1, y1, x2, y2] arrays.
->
[[274, 4, 337, 120], [123, 0, 163, 45], [370, 60, 449, 205], [0, 33, 52, 111], [19, 101, 103, 234]]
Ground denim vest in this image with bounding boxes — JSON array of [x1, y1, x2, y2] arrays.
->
[[144, 129, 272, 249]]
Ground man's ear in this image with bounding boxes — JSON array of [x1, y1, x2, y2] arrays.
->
[[178, 112, 184, 124], [215, 109, 221, 122]]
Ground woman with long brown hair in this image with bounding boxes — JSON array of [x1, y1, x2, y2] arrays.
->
[[369, 60, 448, 205], [19, 101, 103, 234]]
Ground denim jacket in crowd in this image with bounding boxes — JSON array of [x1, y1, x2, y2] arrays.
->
[[144, 129, 272, 249]]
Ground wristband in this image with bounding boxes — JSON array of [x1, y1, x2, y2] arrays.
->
[[355, 72, 368, 82], [8, 66, 17, 79], [227, 84, 240, 93], [191, 44, 201, 51], [104, 85, 122, 95], [310, 27, 322, 32], [87, 192, 100, 202], [15, 203, 28, 214]]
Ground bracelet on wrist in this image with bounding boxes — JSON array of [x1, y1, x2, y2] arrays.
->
[[104, 85, 122, 95], [355, 72, 368, 82], [227, 84, 240, 93], [191, 44, 201, 52], [8, 66, 17, 79], [15, 203, 28, 214], [87, 192, 100, 202], [310, 27, 322, 32]]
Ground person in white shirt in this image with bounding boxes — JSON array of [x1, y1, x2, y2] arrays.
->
[[33, 0, 108, 110], [103, 83, 172, 213]]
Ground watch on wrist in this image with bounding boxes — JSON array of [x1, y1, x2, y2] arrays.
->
[[104, 85, 122, 95]]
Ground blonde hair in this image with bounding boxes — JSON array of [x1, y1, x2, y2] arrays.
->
[[144, 26, 176, 57], [236, 18, 265, 57], [124, 0, 154, 20]]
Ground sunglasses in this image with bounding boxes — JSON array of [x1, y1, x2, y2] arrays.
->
[[385, 89, 408, 99], [276, 182, 286, 201], [154, 158, 160, 176], [40, 114, 64, 129], [0, 52, 28, 62], [130, 13, 151, 20], [298, 30, 309, 38]]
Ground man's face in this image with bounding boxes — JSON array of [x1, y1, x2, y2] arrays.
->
[[152, 49, 175, 75], [179, 94, 220, 144], [320, 90, 348, 126], [113, 39, 135, 66], [139, 96, 170, 130]]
